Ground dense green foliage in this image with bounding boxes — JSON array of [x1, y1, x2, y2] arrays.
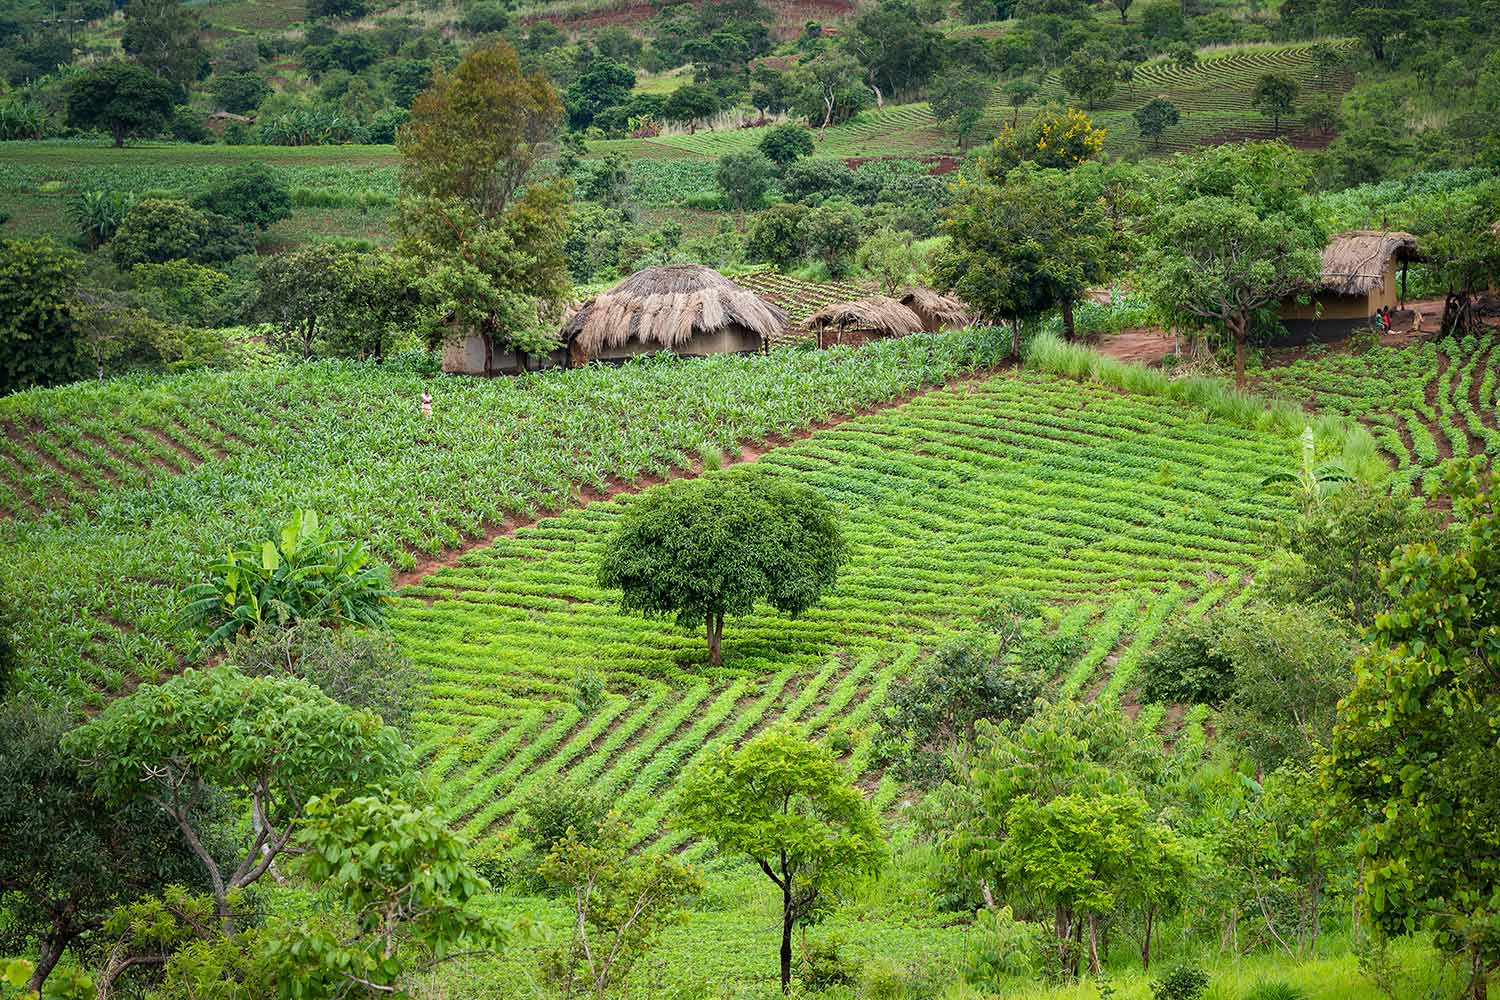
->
[[0, 239, 82, 396], [597, 476, 846, 665], [1330, 460, 1500, 991]]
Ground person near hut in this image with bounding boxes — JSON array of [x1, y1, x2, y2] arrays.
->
[[1378, 306, 1392, 333]]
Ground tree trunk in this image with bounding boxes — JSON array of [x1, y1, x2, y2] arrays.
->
[[1471, 942, 1488, 1000], [1141, 908, 1153, 971], [780, 884, 794, 993], [482, 332, 494, 377], [706, 611, 724, 666], [27, 930, 70, 993], [1087, 915, 1102, 976], [1231, 312, 1248, 387], [1060, 298, 1077, 341]]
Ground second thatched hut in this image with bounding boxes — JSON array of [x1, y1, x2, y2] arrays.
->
[[898, 287, 969, 332], [1280, 230, 1423, 336], [562, 265, 790, 365], [806, 296, 924, 349]]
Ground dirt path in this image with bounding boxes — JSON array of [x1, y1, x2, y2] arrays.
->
[[393, 366, 1008, 590], [1089, 327, 1176, 366]]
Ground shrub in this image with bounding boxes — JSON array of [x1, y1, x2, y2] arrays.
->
[[799, 934, 858, 990], [803, 198, 863, 277], [963, 905, 1043, 987], [715, 151, 775, 212], [192, 162, 292, 230], [781, 157, 855, 204], [1244, 984, 1309, 1000], [227, 621, 428, 731], [759, 122, 814, 165], [516, 783, 608, 882], [572, 667, 605, 714], [363, 106, 409, 144], [170, 106, 214, 143], [874, 601, 1065, 785], [211, 71, 270, 113], [460, 1, 510, 34], [745, 202, 809, 269], [1139, 613, 1233, 705], [132, 259, 247, 327], [1152, 965, 1210, 1000], [178, 508, 395, 652], [111, 198, 252, 269], [0, 238, 83, 395]]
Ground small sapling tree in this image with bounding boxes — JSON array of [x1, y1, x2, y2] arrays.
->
[[676, 726, 885, 993], [538, 811, 702, 1000]]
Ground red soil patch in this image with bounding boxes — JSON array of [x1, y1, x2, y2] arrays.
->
[[1090, 327, 1176, 366], [1198, 127, 1334, 151]]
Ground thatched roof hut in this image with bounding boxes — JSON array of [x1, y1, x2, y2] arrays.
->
[[1318, 230, 1422, 297], [806, 296, 925, 350], [1281, 231, 1424, 336], [562, 265, 789, 363], [898, 286, 969, 332]]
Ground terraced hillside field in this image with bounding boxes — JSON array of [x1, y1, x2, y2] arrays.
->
[[733, 268, 880, 333], [601, 38, 1357, 162], [397, 367, 1289, 853], [1253, 330, 1500, 495], [0, 332, 1008, 701]]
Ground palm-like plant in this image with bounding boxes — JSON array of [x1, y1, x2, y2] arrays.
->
[[68, 190, 137, 251], [1261, 426, 1354, 511], [179, 509, 394, 653]]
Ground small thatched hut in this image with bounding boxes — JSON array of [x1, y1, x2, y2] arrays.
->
[[562, 265, 789, 365], [1280, 230, 1423, 336], [806, 296, 924, 349], [898, 287, 969, 332]]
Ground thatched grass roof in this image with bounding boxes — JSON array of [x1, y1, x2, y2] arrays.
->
[[562, 265, 789, 352], [807, 296, 924, 335], [1321, 231, 1421, 297], [898, 286, 969, 330]]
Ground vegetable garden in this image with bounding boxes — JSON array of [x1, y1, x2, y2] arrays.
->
[[398, 365, 1288, 852], [1253, 330, 1500, 495], [0, 330, 1008, 700]]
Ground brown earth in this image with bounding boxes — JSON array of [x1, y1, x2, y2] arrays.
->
[[1089, 327, 1177, 366], [1198, 126, 1334, 151]]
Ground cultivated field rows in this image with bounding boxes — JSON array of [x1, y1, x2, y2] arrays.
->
[[391, 370, 1296, 849], [1254, 331, 1500, 494], [0, 331, 1011, 700]]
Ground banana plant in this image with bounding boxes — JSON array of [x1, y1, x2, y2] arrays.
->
[[179, 508, 393, 653], [1261, 426, 1354, 512]]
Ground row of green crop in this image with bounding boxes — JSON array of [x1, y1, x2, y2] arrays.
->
[[1252, 331, 1500, 493], [389, 369, 1301, 845], [0, 329, 1014, 703]]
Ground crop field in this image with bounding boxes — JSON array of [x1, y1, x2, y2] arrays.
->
[[1253, 330, 1500, 495], [733, 267, 880, 331], [598, 39, 1357, 163], [396, 366, 1288, 852], [0, 331, 1009, 701]]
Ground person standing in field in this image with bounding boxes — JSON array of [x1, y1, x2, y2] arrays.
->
[[421, 389, 433, 418]]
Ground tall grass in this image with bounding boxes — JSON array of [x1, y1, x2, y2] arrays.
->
[[1021, 331, 1387, 483]]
